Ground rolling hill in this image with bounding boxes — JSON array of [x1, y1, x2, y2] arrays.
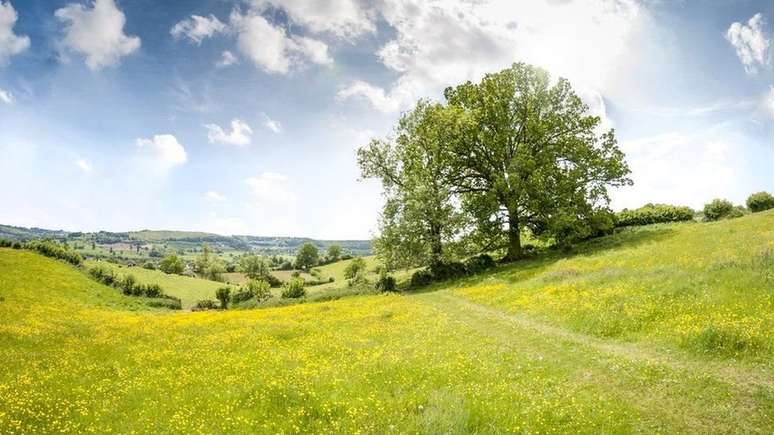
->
[[1, 211, 772, 433]]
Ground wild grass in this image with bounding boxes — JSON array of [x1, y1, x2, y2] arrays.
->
[[0, 211, 772, 433]]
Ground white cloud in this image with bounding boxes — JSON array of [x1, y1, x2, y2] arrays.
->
[[55, 0, 140, 70], [229, 8, 331, 74], [136, 134, 187, 169], [760, 86, 774, 119], [0, 87, 13, 104], [75, 159, 92, 173], [170, 14, 226, 44], [612, 127, 746, 211], [204, 119, 253, 146], [245, 172, 295, 205], [204, 190, 226, 201], [261, 113, 282, 133], [252, 0, 375, 40], [338, 0, 644, 118], [0, 1, 29, 65], [216, 50, 238, 67], [726, 13, 770, 74], [336, 80, 401, 113]]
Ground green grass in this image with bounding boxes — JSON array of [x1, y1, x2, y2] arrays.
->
[[83, 260, 225, 308], [1, 211, 773, 433]]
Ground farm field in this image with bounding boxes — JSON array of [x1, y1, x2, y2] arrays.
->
[[1, 211, 773, 433]]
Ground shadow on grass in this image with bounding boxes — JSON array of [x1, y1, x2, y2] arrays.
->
[[403, 224, 681, 296]]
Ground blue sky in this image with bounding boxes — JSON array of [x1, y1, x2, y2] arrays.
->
[[1, 0, 773, 239]]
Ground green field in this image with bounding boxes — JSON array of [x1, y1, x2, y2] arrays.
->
[[1, 211, 773, 433]]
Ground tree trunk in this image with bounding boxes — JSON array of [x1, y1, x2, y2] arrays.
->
[[504, 209, 522, 262], [429, 223, 443, 266]]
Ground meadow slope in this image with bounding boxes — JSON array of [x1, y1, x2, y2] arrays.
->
[[0, 211, 773, 433]]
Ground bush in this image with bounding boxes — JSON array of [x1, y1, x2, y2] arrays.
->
[[232, 279, 272, 304], [120, 274, 138, 295], [727, 206, 748, 219], [89, 265, 117, 286], [375, 274, 397, 292], [429, 261, 468, 281], [25, 240, 83, 266], [215, 287, 231, 309], [746, 191, 774, 213], [615, 203, 695, 227], [193, 299, 218, 310], [159, 253, 185, 274], [142, 283, 163, 298], [266, 273, 283, 288], [142, 261, 156, 270], [146, 297, 182, 310], [281, 278, 306, 299], [410, 269, 434, 288], [703, 199, 734, 221], [344, 257, 368, 285], [0, 239, 11, 248], [464, 254, 496, 274]]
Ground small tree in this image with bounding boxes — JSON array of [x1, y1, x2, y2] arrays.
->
[[215, 286, 231, 309], [159, 253, 185, 274], [326, 244, 342, 262], [239, 255, 270, 280], [295, 243, 319, 270], [281, 278, 306, 299], [703, 199, 734, 221], [746, 191, 774, 213], [344, 257, 368, 285]]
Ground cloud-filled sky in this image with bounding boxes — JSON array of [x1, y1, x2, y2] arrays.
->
[[1, 0, 773, 239]]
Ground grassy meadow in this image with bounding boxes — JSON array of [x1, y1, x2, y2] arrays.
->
[[1, 211, 773, 433]]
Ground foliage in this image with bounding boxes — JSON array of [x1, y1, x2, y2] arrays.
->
[[192, 299, 218, 310], [326, 244, 342, 262], [239, 255, 270, 280], [159, 253, 185, 274], [443, 64, 632, 260], [294, 243, 319, 270], [703, 199, 735, 221], [359, 100, 469, 269], [143, 261, 156, 270], [615, 203, 695, 227], [375, 274, 397, 292], [344, 257, 368, 285], [410, 269, 434, 288], [746, 191, 774, 213], [232, 279, 272, 304], [429, 261, 468, 281], [281, 278, 306, 299], [215, 287, 231, 309], [25, 240, 83, 266], [464, 254, 496, 274]]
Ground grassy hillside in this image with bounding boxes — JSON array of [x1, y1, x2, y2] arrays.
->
[[83, 261, 225, 308], [1, 212, 773, 433]]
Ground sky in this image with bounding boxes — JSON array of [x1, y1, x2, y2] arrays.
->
[[1, 0, 773, 239]]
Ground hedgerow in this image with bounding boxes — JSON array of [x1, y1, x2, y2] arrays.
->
[[615, 204, 694, 227]]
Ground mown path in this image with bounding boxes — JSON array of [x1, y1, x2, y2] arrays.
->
[[410, 289, 774, 433]]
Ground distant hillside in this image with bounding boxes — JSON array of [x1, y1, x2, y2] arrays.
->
[[0, 224, 372, 255]]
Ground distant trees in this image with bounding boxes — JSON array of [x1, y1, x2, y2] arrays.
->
[[359, 62, 631, 267], [281, 278, 306, 299], [295, 243, 319, 270], [194, 243, 225, 281], [326, 244, 342, 262], [746, 191, 774, 213], [703, 199, 735, 221], [239, 255, 270, 280], [159, 253, 185, 274]]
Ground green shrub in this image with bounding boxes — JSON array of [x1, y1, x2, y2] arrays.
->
[[0, 239, 11, 248], [281, 278, 306, 299], [142, 261, 156, 270], [746, 191, 774, 213], [703, 199, 734, 221], [232, 279, 272, 304], [215, 287, 231, 309], [146, 297, 181, 310], [727, 206, 748, 219], [25, 240, 83, 266], [464, 254, 496, 274], [344, 257, 368, 285], [120, 274, 138, 295], [89, 265, 117, 286], [375, 274, 397, 292], [143, 283, 163, 298], [429, 261, 468, 281], [410, 269, 434, 288], [615, 203, 695, 227], [266, 274, 283, 288], [193, 299, 218, 310]]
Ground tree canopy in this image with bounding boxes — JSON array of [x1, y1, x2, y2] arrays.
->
[[294, 243, 319, 270], [359, 62, 631, 266]]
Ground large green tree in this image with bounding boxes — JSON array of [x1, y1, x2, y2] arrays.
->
[[294, 243, 319, 270], [443, 63, 631, 261], [358, 100, 467, 269], [239, 255, 270, 280]]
